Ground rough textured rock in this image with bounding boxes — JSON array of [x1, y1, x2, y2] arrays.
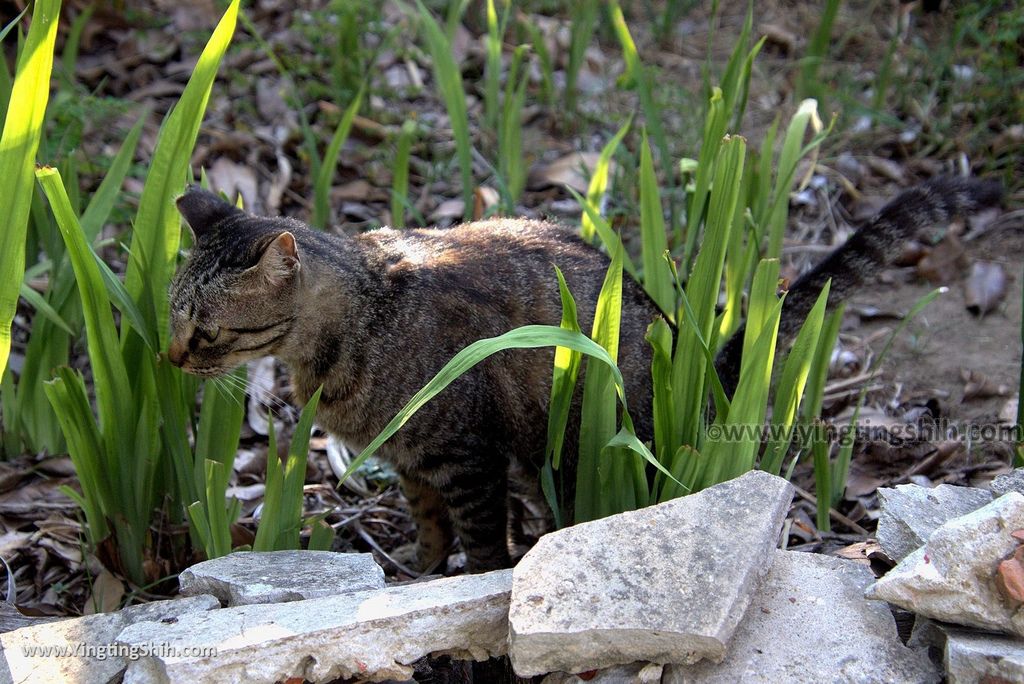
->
[[119, 569, 512, 683], [179, 550, 385, 606], [876, 484, 992, 562], [662, 551, 938, 683], [540, 662, 663, 683], [991, 469, 1024, 498], [0, 595, 219, 684], [867, 493, 1024, 636], [945, 628, 1024, 683], [909, 619, 1024, 683], [508, 470, 794, 677]]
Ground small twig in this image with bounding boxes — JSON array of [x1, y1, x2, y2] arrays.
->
[[351, 521, 421, 578], [791, 484, 869, 536]]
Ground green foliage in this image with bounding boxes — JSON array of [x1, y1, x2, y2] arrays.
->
[[313, 88, 364, 229], [36, 2, 243, 585], [796, 0, 841, 104], [0, 0, 60, 380], [253, 389, 330, 552], [391, 119, 418, 228], [414, 0, 474, 221]]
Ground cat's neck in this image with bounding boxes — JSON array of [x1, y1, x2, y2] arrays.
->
[[273, 230, 384, 403]]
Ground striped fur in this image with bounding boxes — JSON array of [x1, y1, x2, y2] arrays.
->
[[169, 176, 1000, 572]]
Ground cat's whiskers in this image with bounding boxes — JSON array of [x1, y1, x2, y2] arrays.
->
[[215, 369, 298, 419]]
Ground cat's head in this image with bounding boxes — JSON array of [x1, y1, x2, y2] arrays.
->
[[167, 186, 303, 376]]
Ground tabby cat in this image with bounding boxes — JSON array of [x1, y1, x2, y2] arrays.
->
[[169, 176, 1000, 573]]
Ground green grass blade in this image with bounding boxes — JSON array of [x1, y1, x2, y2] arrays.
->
[[346, 325, 637, 482], [675, 135, 745, 446], [279, 387, 321, 549], [18, 282, 73, 335], [581, 119, 630, 243], [576, 245, 624, 522], [414, 0, 474, 220], [0, 0, 60, 378], [254, 419, 283, 552], [639, 128, 675, 314], [80, 109, 147, 241], [37, 168, 134, 462], [391, 119, 417, 228], [566, 0, 598, 113], [801, 303, 845, 424], [761, 282, 830, 475], [545, 267, 583, 472], [313, 87, 364, 229], [764, 99, 823, 259], [123, 0, 239, 346], [43, 368, 110, 543], [567, 186, 639, 280]]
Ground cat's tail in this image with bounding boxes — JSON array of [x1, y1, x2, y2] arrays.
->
[[715, 175, 1003, 395]]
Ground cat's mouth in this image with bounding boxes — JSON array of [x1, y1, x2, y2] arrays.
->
[[180, 364, 228, 378]]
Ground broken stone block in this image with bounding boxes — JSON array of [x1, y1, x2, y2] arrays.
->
[[876, 483, 992, 562], [540, 662, 663, 683], [909, 619, 1024, 683], [945, 628, 1024, 683], [119, 569, 512, 683], [867, 493, 1024, 636], [0, 595, 219, 684], [991, 469, 1024, 498], [179, 550, 385, 606], [662, 551, 938, 683], [508, 470, 794, 677]]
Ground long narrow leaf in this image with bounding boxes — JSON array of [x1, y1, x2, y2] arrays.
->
[[0, 0, 60, 378]]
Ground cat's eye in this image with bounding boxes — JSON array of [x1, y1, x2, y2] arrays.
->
[[187, 325, 220, 351]]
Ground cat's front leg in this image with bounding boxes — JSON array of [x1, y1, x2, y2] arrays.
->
[[436, 464, 513, 572], [399, 473, 455, 572]]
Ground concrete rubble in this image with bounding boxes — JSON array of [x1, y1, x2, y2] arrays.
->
[[508, 470, 794, 676], [118, 569, 512, 683], [179, 549, 385, 606], [0, 595, 219, 684], [991, 468, 1024, 499], [868, 493, 1024, 637], [662, 551, 938, 683], [18, 469, 1018, 683], [876, 483, 992, 562], [910, 619, 1024, 684]]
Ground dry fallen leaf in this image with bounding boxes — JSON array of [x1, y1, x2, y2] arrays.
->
[[429, 199, 466, 224], [999, 396, 1019, 424], [997, 543, 1024, 608], [917, 233, 969, 283], [83, 569, 125, 615], [527, 152, 604, 193], [833, 541, 880, 567], [208, 157, 261, 214], [964, 261, 1008, 316], [962, 369, 1011, 401], [473, 186, 500, 220]]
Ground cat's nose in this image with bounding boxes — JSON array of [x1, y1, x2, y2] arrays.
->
[[168, 341, 189, 367]]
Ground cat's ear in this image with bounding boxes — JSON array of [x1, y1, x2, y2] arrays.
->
[[176, 185, 241, 238], [256, 232, 300, 286]]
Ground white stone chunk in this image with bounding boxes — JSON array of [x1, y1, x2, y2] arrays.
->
[[179, 550, 385, 606], [508, 470, 794, 676], [945, 629, 1024, 683], [867, 493, 1024, 636], [0, 595, 219, 684], [991, 469, 1024, 498], [876, 483, 992, 562], [662, 552, 938, 683], [119, 569, 512, 683]]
